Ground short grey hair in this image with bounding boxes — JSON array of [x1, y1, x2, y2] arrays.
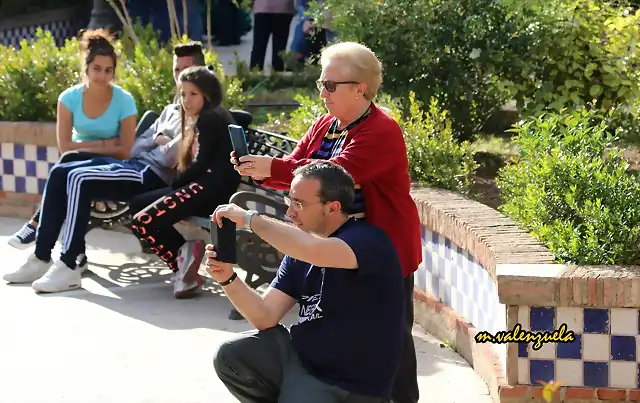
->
[[320, 41, 383, 100], [292, 161, 355, 213]]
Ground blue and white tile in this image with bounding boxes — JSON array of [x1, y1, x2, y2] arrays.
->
[[24, 144, 37, 161], [530, 307, 555, 331], [529, 340, 556, 360], [556, 359, 583, 386], [557, 307, 583, 333], [557, 334, 582, 359], [25, 177, 38, 194], [582, 334, 610, 361], [610, 361, 637, 388], [529, 360, 555, 383], [610, 335, 636, 361], [583, 361, 608, 387], [584, 308, 610, 334], [518, 358, 529, 384], [3, 175, 15, 192], [518, 306, 530, 330], [46, 146, 59, 163], [1, 143, 14, 159], [610, 308, 638, 336], [13, 159, 26, 177]]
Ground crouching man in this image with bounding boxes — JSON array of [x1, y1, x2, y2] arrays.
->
[[205, 161, 405, 403]]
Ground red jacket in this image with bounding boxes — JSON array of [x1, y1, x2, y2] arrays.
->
[[261, 103, 422, 277]]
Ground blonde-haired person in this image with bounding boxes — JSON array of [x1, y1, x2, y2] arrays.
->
[[231, 41, 421, 403]]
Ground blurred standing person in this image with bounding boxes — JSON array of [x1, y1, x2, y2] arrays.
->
[[290, 0, 334, 65], [249, 0, 296, 72]]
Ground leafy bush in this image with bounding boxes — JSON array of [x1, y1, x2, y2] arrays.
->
[[319, 0, 640, 139], [234, 57, 320, 93], [0, 25, 247, 122], [401, 93, 478, 194], [0, 30, 80, 121], [497, 109, 640, 264], [500, 0, 640, 117], [269, 91, 477, 193], [315, 0, 519, 139], [284, 93, 327, 139]]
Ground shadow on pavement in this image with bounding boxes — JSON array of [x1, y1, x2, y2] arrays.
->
[[2, 217, 470, 380], [43, 266, 466, 378]]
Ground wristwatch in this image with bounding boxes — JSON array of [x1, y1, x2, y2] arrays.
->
[[245, 210, 259, 232]]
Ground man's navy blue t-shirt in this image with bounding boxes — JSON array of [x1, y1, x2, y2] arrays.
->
[[270, 218, 405, 398]]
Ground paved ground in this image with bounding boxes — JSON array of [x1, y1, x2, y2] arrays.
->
[[0, 217, 492, 403]]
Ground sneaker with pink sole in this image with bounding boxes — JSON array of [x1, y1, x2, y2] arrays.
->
[[173, 240, 206, 298]]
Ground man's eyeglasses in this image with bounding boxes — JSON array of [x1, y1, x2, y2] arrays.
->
[[316, 80, 358, 93], [284, 196, 325, 211]]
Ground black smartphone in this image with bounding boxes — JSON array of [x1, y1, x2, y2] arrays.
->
[[211, 217, 237, 264], [228, 124, 249, 160]]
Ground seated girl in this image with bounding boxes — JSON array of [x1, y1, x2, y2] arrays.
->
[[8, 29, 138, 254], [130, 66, 240, 298]]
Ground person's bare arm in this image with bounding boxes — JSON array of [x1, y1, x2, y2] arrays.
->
[[249, 215, 358, 269], [56, 102, 104, 152], [56, 102, 131, 156], [220, 280, 297, 330], [78, 115, 136, 160]]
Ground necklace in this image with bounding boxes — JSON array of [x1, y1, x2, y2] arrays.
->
[[332, 103, 372, 134]]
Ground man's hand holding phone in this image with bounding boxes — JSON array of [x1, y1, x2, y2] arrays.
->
[[204, 245, 235, 283]]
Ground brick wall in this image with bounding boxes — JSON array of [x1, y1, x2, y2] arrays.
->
[[0, 122, 57, 217], [411, 188, 640, 402]]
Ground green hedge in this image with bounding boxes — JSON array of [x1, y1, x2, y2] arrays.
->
[[0, 25, 246, 122], [270, 91, 478, 195], [320, 0, 640, 140], [497, 109, 640, 264]]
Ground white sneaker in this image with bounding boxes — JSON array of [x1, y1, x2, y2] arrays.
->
[[32, 260, 82, 293], [173, 276, 205, 298], [3, 254, 51, 283], [173, 241, 205, 298]]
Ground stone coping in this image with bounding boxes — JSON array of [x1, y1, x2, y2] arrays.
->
[[497, 263, 640, 308], [410, 187, 556, 282], [0, 121, 57, 147]]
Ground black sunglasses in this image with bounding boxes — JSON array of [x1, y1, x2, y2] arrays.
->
[[316, 80, 358, 93]]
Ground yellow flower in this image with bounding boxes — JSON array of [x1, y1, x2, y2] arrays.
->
[[538, 380, 562, 403]]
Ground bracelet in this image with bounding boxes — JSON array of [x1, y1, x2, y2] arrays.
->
[[218, 272, 238, 287]]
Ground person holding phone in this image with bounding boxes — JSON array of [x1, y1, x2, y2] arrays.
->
[[230, 41, 422, 403], [129, 66, 240, 298], [207, 161, 404, 403]]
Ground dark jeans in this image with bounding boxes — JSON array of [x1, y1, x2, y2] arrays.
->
[[130, 175, 222, 272], [214, 325, 392, 403], [34, 157, 165, 269], [250, 13, 294, 72], [391, 274, 419, 403]]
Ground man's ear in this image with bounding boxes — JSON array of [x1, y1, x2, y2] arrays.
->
[[328, 200, 342, 214]]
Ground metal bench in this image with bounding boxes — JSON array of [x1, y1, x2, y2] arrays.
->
[[86, 110, 299, 320]]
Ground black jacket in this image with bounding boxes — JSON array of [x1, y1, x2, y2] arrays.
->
[[171, 107, 241, 202]]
